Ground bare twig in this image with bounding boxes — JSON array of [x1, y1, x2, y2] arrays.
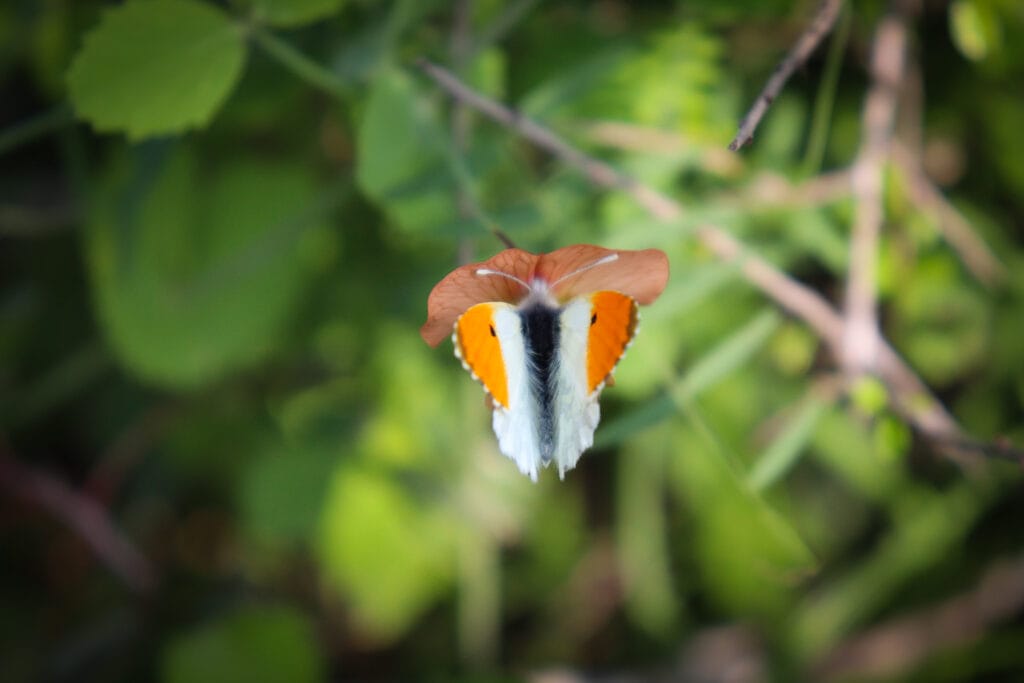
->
[[583, 120, 742, 176], [85, 402, 179, 505], [892, 142, 1005, 285], [729, 0, 845, 151], [415, 58, 1018, 467], [0, 203, 77, 237], [0, 444, 155, 594], [417, 58, 683, 222], [731, 168, 851, 208], [842, 7, 907, 376], [813, 553, 1024, 680]]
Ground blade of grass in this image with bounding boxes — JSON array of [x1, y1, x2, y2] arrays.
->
[[251, 26, 350, 100], [597, 309, 781, 450], [749, 397, 830, 491], [800, 2, 851, 177], [672, 308, 781, 403], [0, 104, 73, 157]]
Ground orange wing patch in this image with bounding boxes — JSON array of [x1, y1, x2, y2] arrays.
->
[[454, 303, 510, 409], [586, 291, 638, 394]]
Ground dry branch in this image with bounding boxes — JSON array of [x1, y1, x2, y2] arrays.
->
[[729, 0, 845, 151], [892, 142, 1005, 285], [413, 58, 1001, 466], [842, 7, 908, 376], [0, 445, 155, 594], [813, 553, 1024, 680]]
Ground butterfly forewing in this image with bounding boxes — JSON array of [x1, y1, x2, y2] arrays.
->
[[453, 302, 512, 409], [586, 291, 638, 393]]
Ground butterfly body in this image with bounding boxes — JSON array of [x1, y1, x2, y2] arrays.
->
[[423, 245, 667, 480]]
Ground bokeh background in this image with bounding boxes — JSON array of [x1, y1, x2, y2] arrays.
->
[[2, 0, 1024, 681]]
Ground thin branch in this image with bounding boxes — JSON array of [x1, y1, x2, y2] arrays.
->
[[582, 120, 741, 176], [251, 26, 349, 100], [85, 402, 179, 505], [414, 58, 1016, 467], [0, 104, 73, 157], [729, 0, 845, 152], [0, 445, 156, 594], [892, 142, 1005, 285], [0, 202, 78, 237], [813, 553, 1024, 680], [731, 168, 851, 208], [416, 58, 683, 222], [841, 7, 908, 376]]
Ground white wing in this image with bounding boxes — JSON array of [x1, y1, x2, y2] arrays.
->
[[551, 298, 602, 478], [489, 305, 546, 481]]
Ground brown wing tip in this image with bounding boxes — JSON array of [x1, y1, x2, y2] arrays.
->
[[419, 320, 447, 347], [626, 249, 669, 305]]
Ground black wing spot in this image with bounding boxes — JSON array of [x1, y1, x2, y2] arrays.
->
[[590, 313, 597, 326], [489, 324, 496, 337]]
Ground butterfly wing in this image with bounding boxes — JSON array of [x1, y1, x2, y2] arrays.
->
[[422, 249, 538, 347], [454, 302, 545, 480], [552, 291, 639, 477], [539, 245, 669, 305], [585, 291, 639, 392]]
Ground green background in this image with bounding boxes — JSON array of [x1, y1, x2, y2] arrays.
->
[[2, 0, 1023, 680]]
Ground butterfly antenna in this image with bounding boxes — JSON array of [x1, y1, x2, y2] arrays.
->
[[476, 268, 531, 289], [551, 253, 619, 287], [494, 230, 517, 249]]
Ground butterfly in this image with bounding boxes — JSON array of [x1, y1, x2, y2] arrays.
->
[[421, 244, 669, 481]]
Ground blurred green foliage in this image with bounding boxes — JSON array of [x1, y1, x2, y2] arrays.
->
[[2, 0, 1024, 681]]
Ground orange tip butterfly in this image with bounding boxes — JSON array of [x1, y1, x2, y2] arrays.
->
[[421, 244, 669, 481]]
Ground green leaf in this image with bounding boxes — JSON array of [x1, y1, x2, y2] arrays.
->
[[318, 466, 453, 641], [161, 605, 324, 683], [246, 0, 344, 27], [526, 25, 732, 142], [239, 443, 337, 545], [810, 408, 904, 502], [949, 0, 1001, 62], [67, 0, 245, 139], [769, 322, 817, 376], [850, 376, 889, 417], [890, 254, 990, 384], [86, 143, 328, 388], [355, 69, 459, 235], [873, 414, 911, 462]]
